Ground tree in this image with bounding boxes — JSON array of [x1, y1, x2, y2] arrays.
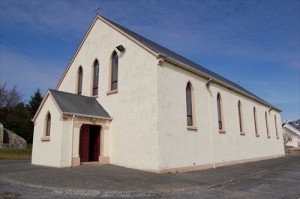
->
[[6, 103, 32, 142], [0, 83, 23, 128], [25, 89, 43, 142], [26, 88, 43, 119], [0, 83, 42, 143], [283, 131, 293, 146], [0, 82, 22, 109]]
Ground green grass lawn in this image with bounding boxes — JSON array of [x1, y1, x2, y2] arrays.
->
[[0, 144, 32, 160]]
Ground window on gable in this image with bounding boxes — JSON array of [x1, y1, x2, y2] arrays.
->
[[77, 66, 83, 95], [46, 112, 51, 136], [238, 101, 243, 133], [217, 93, 224, 131], [93, 60, 99, 96], [253, 107, 258, 136], [265, 111, 270, 138], [186, 82, 194, 126], [110, 51, 118, 91]]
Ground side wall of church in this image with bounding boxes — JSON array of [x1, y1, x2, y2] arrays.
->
[[157, 61, 285, 171]]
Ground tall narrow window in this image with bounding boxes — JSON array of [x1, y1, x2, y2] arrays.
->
[[77, 66, 83, 95], [186, 82, 193, 126], [217, 93, 224, 131], [238, 101, 243, 133], [93, 60, 99, 96], [253, 107, 258, 136], [265, 111, 270, 137], [274, 115, 279, 138], [111, 51, 118, 91], [46, 113, 51, 136]]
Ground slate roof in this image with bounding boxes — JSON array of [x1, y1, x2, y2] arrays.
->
[[101, 16, 279, 111], [288, 119, 300, 131], [283, 119, 300, 138], [49, 89, 111, 120]]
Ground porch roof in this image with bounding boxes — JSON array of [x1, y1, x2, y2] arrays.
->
[[49, 89, 112, 120]]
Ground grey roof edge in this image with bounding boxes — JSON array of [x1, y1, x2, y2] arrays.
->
[[62, 112, 112, 120], [100, 15, 281, 112]]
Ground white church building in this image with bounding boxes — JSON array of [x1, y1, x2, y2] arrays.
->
[[32, 15, 285, 173]]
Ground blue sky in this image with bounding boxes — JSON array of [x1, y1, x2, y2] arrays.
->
[[0, 0, 299, 122]]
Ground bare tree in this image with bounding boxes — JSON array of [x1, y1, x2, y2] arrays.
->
[[0, 83, 8, 108], [283, 130, 293, 145], [0, 82, 22, 108]]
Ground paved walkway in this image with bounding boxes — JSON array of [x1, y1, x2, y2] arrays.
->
[[0, 157, 299, 198]]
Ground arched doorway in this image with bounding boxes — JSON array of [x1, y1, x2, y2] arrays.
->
[[79, 124, 101, 162]]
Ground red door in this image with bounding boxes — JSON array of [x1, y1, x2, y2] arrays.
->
[[79, 125, 90, 162], [90, 126, 101, 161], [79, 125, 101, 162]]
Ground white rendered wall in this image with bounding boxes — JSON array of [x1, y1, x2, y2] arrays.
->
[[283, 124, 300, 148], [57, 19, 160, 170], [286, 137, 300, 148], [157, 63, 213, 169], [157, 62, 285, 170], [60, 117, 73, 167], [32, 95, 63, 167]]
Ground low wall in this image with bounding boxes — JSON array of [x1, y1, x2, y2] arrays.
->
[[0, 123, 27, 149], [286, 148, 300, 156]]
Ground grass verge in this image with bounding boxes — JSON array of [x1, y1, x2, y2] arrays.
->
[[0, 144, 32, 160]]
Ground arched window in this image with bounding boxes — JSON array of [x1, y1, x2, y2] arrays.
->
[[238, 101, 243, 133], [253, 107, 258, 136], [93, 60, 99, 96], [186, 82, 194, 126], [274, 115, 279, 138], [217, 93, 224, 131], [110, 51, 118, 91], [77, 66, 83, 95], [46, 112, 51, 136], [265, 111, 269, 137]]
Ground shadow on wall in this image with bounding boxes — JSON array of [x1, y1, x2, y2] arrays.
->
[[0, 123, 27, 149]]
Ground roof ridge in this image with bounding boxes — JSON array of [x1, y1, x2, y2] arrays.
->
[[49, 89, 97, 100], [99, 15, 279, 111]]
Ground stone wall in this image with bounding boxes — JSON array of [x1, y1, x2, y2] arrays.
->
[[286, 148, 300, 156], [0, 123, 27, 149]]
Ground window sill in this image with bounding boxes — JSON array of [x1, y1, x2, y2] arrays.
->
[[240, 132, 245, 136], [41, 136, 50, 142], [277, 136, 280, 139], [107, 90, 118, 95], [267, 135, 271, 138], [92, 95, 98, 98], [187, 126, 198, 131], [256, 134, 260, 137], [219, 129, 226, 134]]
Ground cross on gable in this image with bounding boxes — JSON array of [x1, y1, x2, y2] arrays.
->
[[95, 3, 100, 14]]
